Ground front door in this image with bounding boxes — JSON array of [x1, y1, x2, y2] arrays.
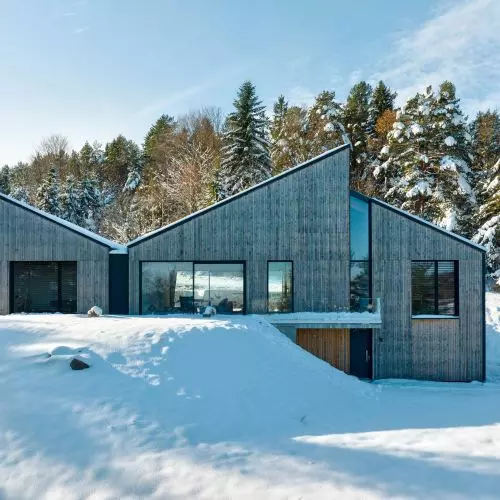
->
[[350, 329, 372, 379]]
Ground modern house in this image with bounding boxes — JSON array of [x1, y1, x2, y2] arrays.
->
[[0, 144, 486, 382], [0, 192, 128, 315]]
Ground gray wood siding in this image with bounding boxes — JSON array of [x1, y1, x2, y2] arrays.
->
[[371, 203, 484, 381], [0, 198, 110, 314], [129, 148, 351, 314]]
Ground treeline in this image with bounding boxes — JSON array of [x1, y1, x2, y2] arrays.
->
[[0, 80, 498, 285]]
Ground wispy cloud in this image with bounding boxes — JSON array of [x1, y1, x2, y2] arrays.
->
[[73, 26, 89, 35], [61, 12, 76, 17], [372, 0, 500, 113], [286, 86, 316, 107]]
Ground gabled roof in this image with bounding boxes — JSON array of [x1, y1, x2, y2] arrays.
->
[[127, 143, 351, 248], [0, 191, 125, 251], [351, 190, 486, 252]]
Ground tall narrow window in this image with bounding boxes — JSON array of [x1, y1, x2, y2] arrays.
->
[[411, 261, 458, 316], [268, 261, 293, 313]]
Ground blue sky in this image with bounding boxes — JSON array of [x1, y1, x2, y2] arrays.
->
[[1, 0, 499, 165]]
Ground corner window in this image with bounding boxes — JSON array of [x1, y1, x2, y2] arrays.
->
[[411, 261, 458, 316], [268, 261, 293, 313]]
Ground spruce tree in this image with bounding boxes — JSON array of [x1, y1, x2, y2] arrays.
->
[[343, 81, 372, 190], [0, 165, 10, 194], [218, 81, 271, 198], [370, 81, 397, 129], [36, 166, 61, 216], [270, 95, 289, 174], [375, 82, 475, 233], [473, 158, 500, 287], [60, 175, 84, 226], [79, 176, 103, 231]]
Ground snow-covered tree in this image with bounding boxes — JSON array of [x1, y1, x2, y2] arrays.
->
[[0, 165, 10, 194], [343, 81, 372, 190], [36, 166, 61, 216], [473, 158, 500, 287], [270, 95, 289, 174], [369, 81, 397, 131], [60, 175, 84, 226], [9, 186, 29, 203], [217, 81, 271, 198], [79, 176, 103, 231], [374, 82, 475, 234]]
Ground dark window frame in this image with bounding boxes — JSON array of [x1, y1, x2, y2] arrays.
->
[[139, 260, 247, 315], [10, 261, 77, 314], [267, 260, 294, 313], [411, 260, 459, 317]]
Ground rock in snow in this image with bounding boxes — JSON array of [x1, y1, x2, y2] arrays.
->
[[87, 305, 103, 317], [70, 358, 90, 370]]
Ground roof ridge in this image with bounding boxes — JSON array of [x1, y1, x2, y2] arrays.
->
[[0, 191, 125, 251]]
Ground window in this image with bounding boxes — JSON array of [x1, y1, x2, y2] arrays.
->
[[412, 261, 458, 316], [11, 262, 77, 313], [141, 261, 245, 314], [268, 261, 293, 313], [350, 195, 371, 310]]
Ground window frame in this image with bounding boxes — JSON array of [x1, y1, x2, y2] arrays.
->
[[267, 260, 294, 313], [411, 260, 459, 317], [139, 260, 246, 315]]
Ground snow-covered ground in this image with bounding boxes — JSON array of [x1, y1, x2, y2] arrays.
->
[[0, 294, 499, 499]]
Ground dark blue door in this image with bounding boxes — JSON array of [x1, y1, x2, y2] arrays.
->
[[350, 329, 372, 379]]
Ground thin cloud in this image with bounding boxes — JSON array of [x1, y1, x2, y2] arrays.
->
[[372, 0, 500, 113], [73, 26, 89, 35]]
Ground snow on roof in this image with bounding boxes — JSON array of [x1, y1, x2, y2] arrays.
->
[[371, 197, 486, 252], [127, 143, 351, 247], [0, 191, 126, 251]]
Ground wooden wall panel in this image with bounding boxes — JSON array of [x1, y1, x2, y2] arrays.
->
[[297, 328, 350, 373], [0, 199, 110, 314], [372, 203, 484, 381], [129, 147, 351, 314]]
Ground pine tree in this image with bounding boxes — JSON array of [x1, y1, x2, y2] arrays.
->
[[10, 186, 29, 203], [343, 82, 372, 190], [36, 166, 61, 216], [60, 175, 84, 226], [79, 176, 103, 231], [143, 114, 176, 163], [0, 165, 10, 194], [103, 136, 142, 195], [375, 83, 475, 233], [473, 158, 500, 287], [218, 81, 271, 198]]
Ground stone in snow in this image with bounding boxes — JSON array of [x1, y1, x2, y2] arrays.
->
[[70, 358, 90, 370], [87, 306, 103, 317]]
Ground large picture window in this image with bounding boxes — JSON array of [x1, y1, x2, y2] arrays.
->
[[412, 261, 458, 316], [268, 261, 293, 313], [11, 262, 77, 313], [141, 261, 245, 314]]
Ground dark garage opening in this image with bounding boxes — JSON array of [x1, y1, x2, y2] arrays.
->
[[10, 262, 77, 313]]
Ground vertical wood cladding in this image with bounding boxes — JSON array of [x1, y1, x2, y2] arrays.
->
[[371, 203, 484, 381], [129, 147, 351, 314], [0, 198, 110, 314]]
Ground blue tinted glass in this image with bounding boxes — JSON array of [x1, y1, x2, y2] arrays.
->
[[350, 196, 369, 260]]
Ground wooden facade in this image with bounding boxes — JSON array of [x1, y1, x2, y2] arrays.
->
[[297, 328, 350, 373], [0, 194, 114, 314], [371, 202, 484, 381], [128, 146, 351, 315]]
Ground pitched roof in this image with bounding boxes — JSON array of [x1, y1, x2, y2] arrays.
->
[[0, 191, 125, 251], [127, 143, 351, 248], [355, 192, 486, 252]]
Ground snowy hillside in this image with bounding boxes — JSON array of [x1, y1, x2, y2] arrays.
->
[[0, 297, 500, 499]]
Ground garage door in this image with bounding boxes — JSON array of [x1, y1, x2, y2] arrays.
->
[[11, 262, 77, 313]]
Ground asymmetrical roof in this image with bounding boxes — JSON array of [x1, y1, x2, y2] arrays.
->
[[0, 191, 126, 251], [127, 143, 351, 248]]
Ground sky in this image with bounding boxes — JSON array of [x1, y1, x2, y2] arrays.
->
[[0, 0, 499, 166]]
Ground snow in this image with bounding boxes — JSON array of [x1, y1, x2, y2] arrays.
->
[[0, 191, 125, 252], [444, 136, 457, 147], [410, 123, 423, 135], [406, 180, 432, 198], [0, 297, 499, 498]]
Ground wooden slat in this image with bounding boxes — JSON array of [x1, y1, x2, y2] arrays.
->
[[128, 148, 351, 314], [296, 328, 350, 373]]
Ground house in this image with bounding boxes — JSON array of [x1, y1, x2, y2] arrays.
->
[[0, 144, 486, 382], [0, 192, 128, 315]]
